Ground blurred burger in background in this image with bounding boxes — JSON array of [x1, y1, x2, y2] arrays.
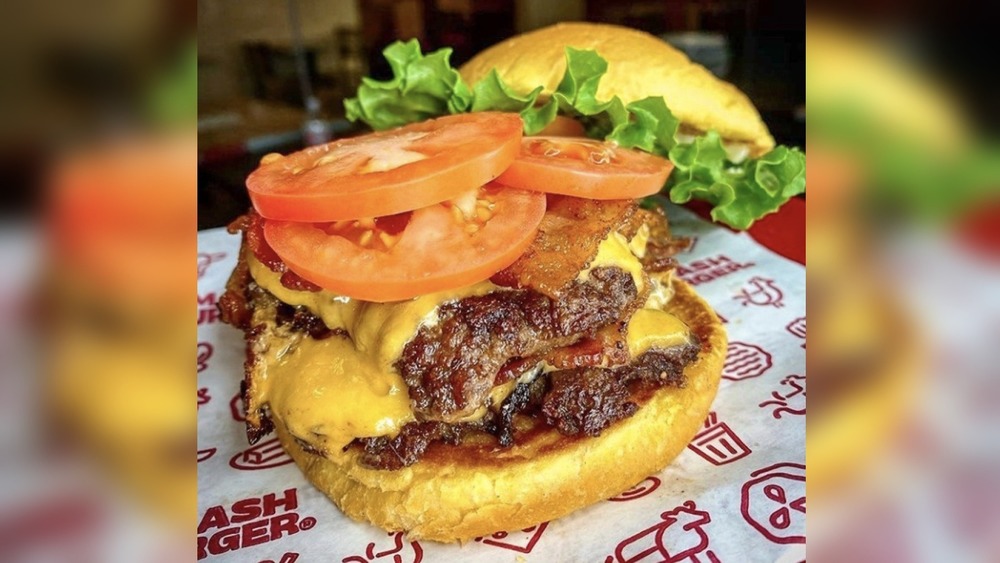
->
[[43, 132, 195, 524], [807, 12, 1000, 560], [0, 0, 194, 559]]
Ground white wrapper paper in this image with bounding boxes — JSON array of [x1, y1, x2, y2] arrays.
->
[[197, 206, 806, 563]]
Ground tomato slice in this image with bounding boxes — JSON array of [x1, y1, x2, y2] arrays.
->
[[263, 184, 546, 302], [495, 136, 674, 199], [248, 112, 524, 222], [535, 116, 586, 137]]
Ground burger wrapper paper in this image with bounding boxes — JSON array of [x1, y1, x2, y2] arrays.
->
[[197, 205, 806, 562]]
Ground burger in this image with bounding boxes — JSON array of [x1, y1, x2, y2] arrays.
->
[[220, 23, 803, 541]]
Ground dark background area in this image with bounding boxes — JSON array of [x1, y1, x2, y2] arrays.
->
[[196, 0, 805, 230]]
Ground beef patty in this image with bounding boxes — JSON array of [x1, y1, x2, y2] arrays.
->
[[353, 342, 700, 470], [397, 266, 642, 421]]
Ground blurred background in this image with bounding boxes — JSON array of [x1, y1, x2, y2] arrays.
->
[[806, 5, 1000, 562], [1, 0, 194, 561], [196, 0, 804, 229]]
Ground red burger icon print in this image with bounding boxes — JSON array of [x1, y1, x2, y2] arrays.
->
[[342, 532, 423, 563], [229, 437, 294, 471], [687, 412, 752, 466], [734, 276, 785, 308], [741, 462, 806, 544], [722, 342, 772, 381], [605, 501, 719, 563]]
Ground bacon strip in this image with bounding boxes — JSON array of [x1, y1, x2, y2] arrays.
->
[[492, 196, 637, 298], [228, 211, 321, 292]]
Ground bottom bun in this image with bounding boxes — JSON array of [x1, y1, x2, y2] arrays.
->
[[273, 279, 726, 542]]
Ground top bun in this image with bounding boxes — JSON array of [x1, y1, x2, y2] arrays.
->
[[460, 22, 775, 156]]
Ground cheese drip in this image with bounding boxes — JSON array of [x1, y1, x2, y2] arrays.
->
[[257, 332, 414, 453], [245, 224, 688, 451]]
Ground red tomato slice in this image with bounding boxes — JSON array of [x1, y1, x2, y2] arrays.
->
[[248, 112, 524, 222], [495, 136, 674, 199], [536, 116, 586, 137], [263, 185, 545, 302]]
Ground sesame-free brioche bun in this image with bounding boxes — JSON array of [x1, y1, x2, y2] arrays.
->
[[459, 22, 775, 157], [273, 279, 725, 542]]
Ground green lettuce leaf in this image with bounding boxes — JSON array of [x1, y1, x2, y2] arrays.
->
[[550, 48, 679, 155], [344, 40, 471, 130], [345, 40, 805, 230], [469, 69, 557, 134], [667, 132, 806, 230]]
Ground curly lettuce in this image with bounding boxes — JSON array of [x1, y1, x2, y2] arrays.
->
[[345, 40, 805, 230]]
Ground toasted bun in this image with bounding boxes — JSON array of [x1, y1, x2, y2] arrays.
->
[[459, 22, 774, 157], [807, 18, 967, 150], [273, 278, 725, 542]]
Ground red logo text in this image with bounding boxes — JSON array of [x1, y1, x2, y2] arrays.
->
[[676, 255, 755, 287], [197, 489, 315, 560], [199, 292, 221, 325]]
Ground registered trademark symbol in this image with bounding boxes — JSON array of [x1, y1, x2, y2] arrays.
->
[[299, 516, 317, 530]]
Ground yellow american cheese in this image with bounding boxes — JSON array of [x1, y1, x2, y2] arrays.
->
[[245, 225, 691, 452]]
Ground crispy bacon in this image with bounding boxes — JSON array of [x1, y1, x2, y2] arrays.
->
[[491, 196, 637, 298], [634, 206, 691, 272], [228, 211, 321, 292]]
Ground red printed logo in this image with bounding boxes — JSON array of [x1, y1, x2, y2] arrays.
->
[[229, 438, 294, 471], [475, 523, 548, 554], [197, 448, 217, 463], [198, 252, 227, 279], [198, 342, 214, 373], [260, 553, 299, 563], [687, 412, 752, 466], [723, 342, 772, 381], [198, 387, 211, 409], [198, 292, 221, 325], [342, 532, 423, 563], [609, 477, 662, 502], [734, 276, 785, 308], [741, 463, 805, 544], [676, 254, 755, 287], [604, 501, 719, 563], [197, 488, 316, 560], [231, 391, 246, 422], [759, 375, 806, 419]]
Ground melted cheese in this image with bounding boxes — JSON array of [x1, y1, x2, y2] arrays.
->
[[246, 223, 688, 450], [258, 333, 414, 452], [626, 308, 691, 357], [249, 256, 500, 449], [578, 231, 646, 293], [249, 256, 498, 370]]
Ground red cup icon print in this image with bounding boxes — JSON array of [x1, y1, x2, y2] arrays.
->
[[687, 412, 752, 466]]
